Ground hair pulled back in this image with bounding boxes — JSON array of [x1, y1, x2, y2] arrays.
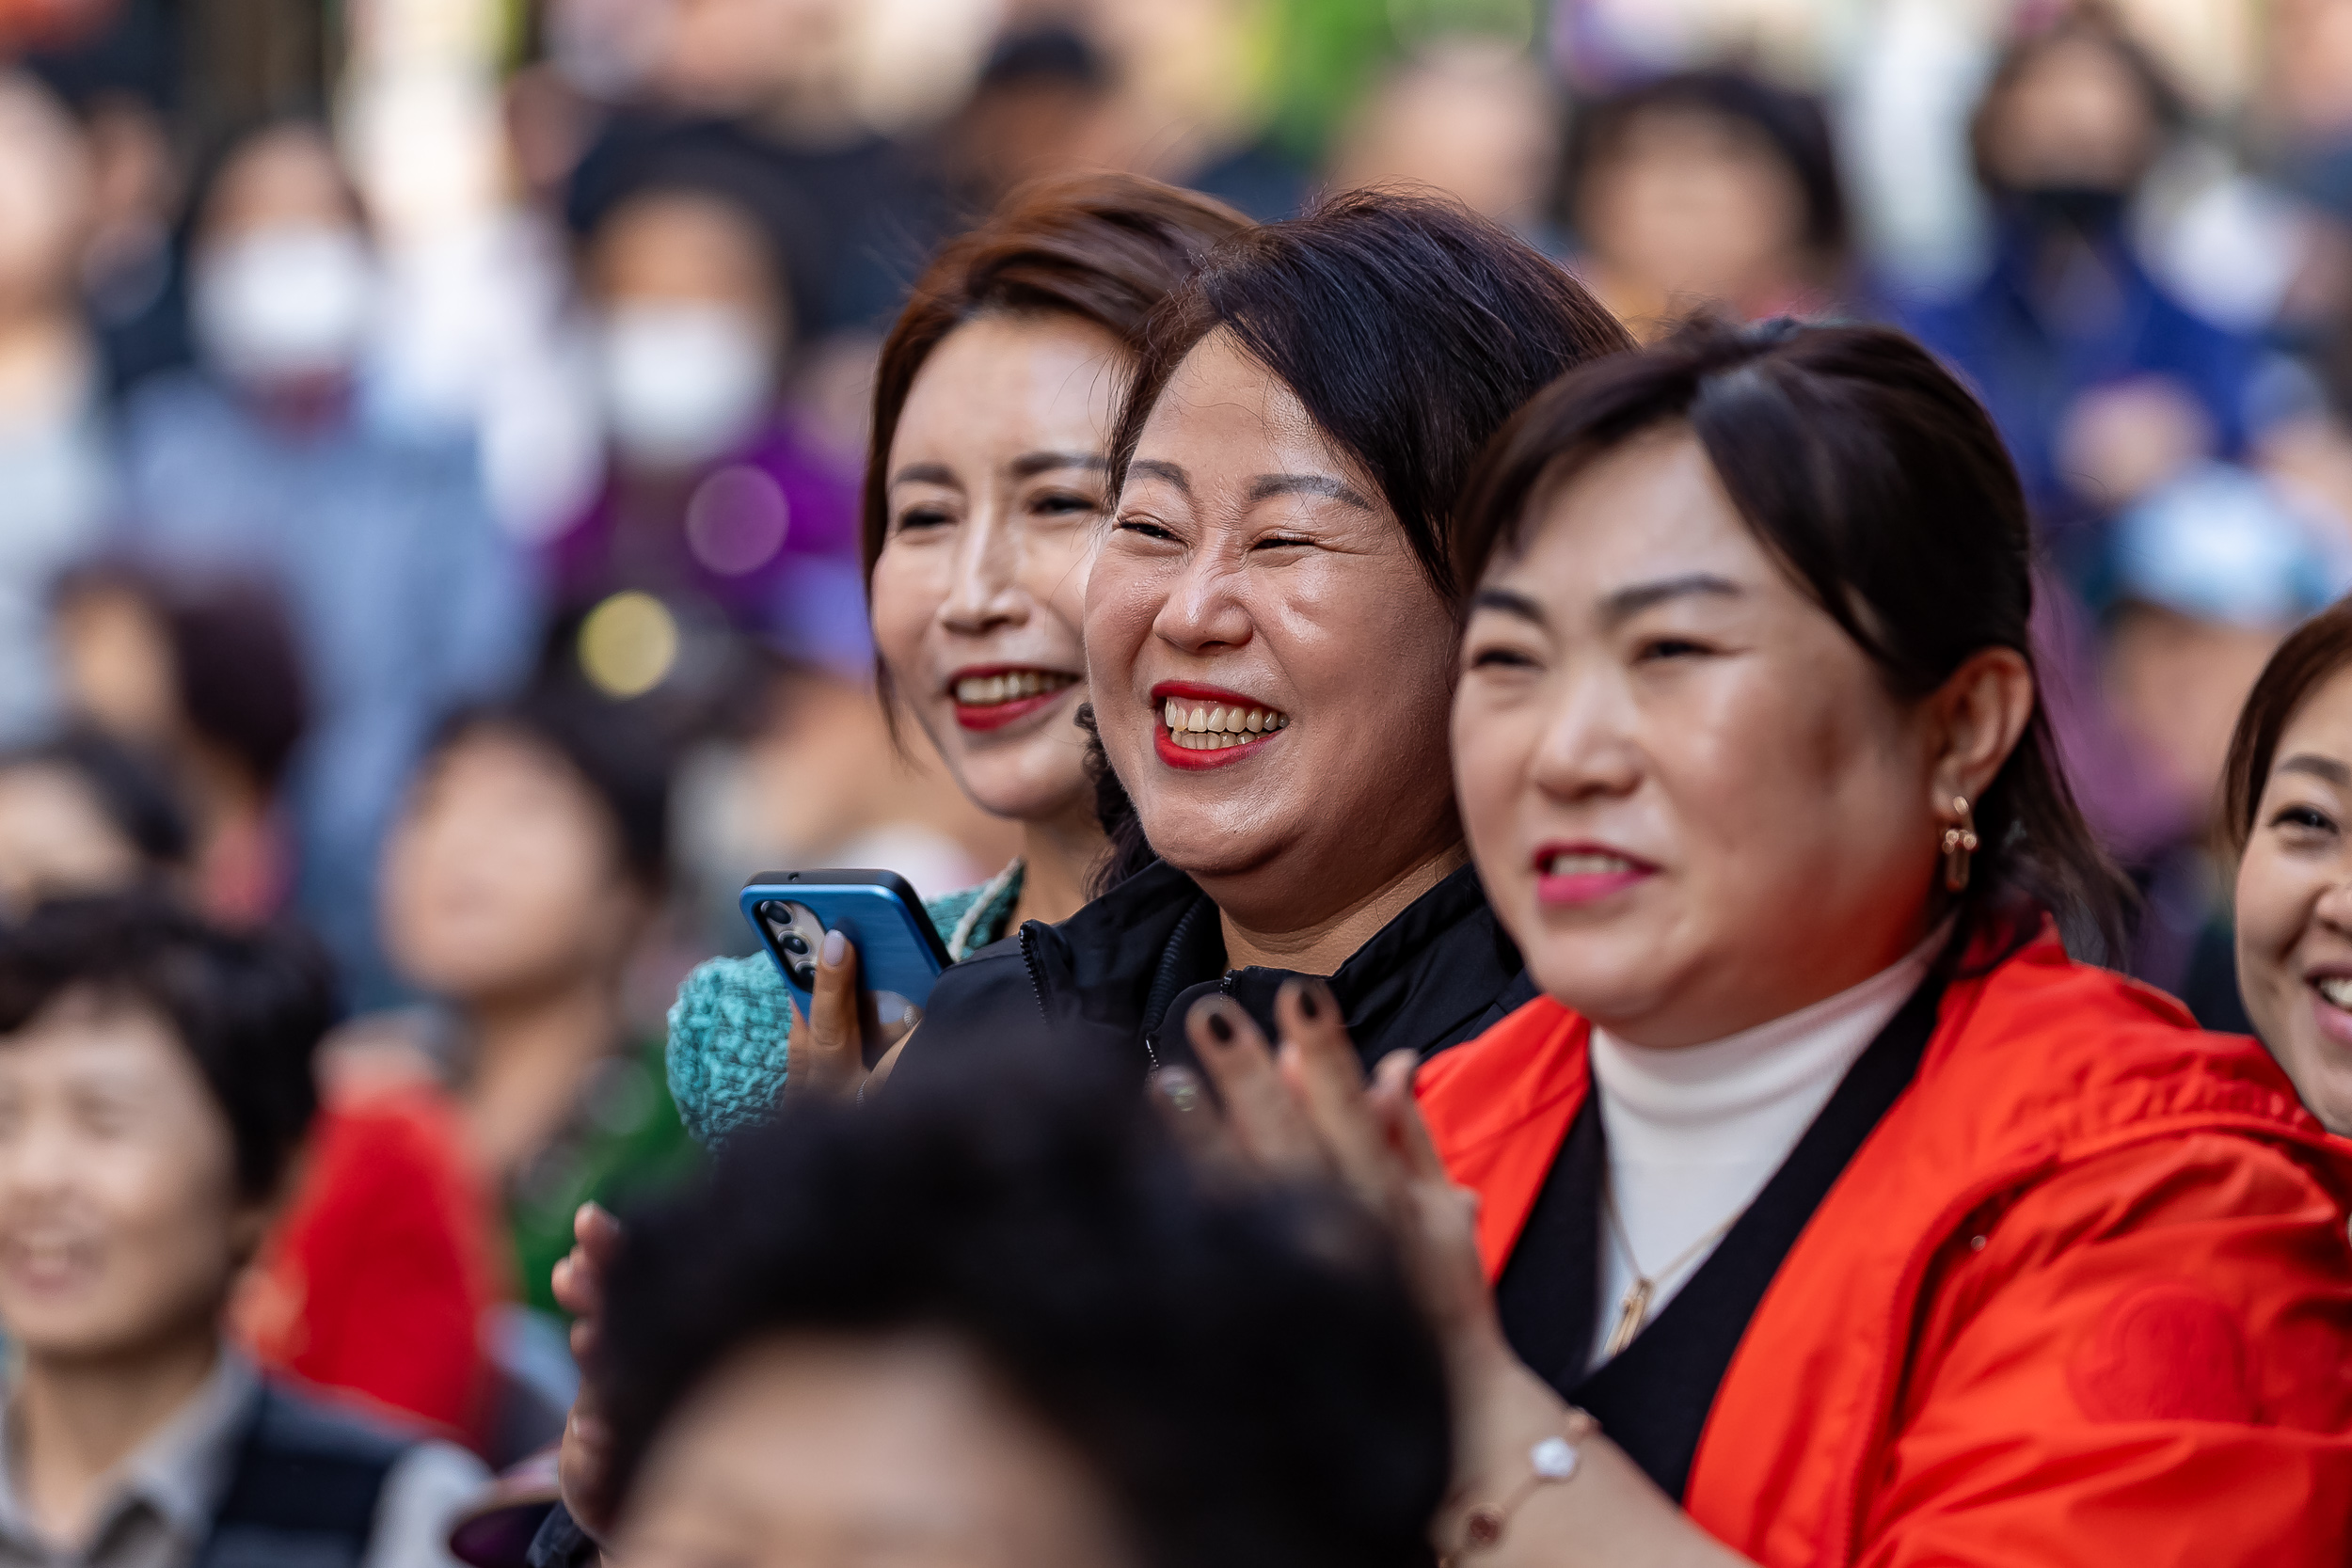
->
[[1455, 318, 2130, 961], [2222, 596, 2352, 855], [863, 172, 1250, 587], [1107, 187, 1632, 606]]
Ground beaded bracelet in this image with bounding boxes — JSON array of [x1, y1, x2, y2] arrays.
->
[[1439, 1407, 1599, 1564]]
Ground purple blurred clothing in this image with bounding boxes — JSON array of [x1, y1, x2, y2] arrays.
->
[[544, 418, 870, 673]]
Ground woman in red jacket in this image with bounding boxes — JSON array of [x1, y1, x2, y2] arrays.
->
[[1176, 321, 2352, 1565]]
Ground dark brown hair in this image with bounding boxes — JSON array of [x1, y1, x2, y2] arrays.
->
[[1454, 318, 2131, 962], [863, 173, 1251, 592], [1107, 187, 1633, 607], [2222, 597, 2352, 855]]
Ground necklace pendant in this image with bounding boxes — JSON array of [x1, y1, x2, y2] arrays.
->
[[1604, 1278, 1653, 1360]]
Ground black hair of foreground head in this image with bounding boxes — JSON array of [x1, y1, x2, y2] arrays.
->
[[0, 895, 337, 1200], [0, 729, 191, 868], [596, 1053, 1452, 1568], [1109, 186, 1634, 605], [1454, 317, 2134, 965]]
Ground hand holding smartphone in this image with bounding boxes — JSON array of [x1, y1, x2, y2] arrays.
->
[[739, 870, 951, 1067]]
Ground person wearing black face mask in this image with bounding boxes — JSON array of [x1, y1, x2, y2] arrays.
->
[[1901, 10, 2262, 527]]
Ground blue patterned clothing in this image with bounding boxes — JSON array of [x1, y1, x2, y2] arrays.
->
[[664, 861, 1025, 1144]]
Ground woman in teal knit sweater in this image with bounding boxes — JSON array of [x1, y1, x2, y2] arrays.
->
[[665, 174, 1249, 1143]]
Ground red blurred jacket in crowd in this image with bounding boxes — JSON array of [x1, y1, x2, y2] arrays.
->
[[236, 1083, 504, 1450], [1418, 930, 2352, 1566]]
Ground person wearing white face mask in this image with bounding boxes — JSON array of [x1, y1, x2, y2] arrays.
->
[[117, 118, 537, 1008], [541, 170, 866, 675]]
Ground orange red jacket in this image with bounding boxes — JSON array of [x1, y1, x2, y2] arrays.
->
[[1416, 933, 2352, 1566]]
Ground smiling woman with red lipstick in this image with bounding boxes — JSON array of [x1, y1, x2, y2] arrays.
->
[[1170, 321, 2352, 1567], [640, 175, 1248, 1138], [2225, 597, 2352, 1134], [858, 190, 1630, 1100]]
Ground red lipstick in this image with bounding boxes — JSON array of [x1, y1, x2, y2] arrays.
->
[[1531, 842, 1657, 907], [948, 665, 1078, 732], [1151, 680, 1288, 771]]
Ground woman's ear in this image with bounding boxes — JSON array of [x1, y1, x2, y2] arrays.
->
[[1928, 646, 2036, 813]]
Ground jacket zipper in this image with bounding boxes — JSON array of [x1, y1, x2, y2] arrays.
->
[[1018, 924, 1051, 1027]]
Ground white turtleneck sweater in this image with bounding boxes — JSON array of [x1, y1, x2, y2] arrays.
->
[[1586, 926, 1948, 1369]]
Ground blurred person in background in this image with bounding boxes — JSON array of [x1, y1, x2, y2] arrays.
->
[[0, 731, 186, 922], [2095, 465, 2350, 1026], [1326, 38, 1559, 245], [0, 72, 111, 748], [1903, 8, 2261, 525], [371, 694, 695, 1338], [588, 1056, 1448, 1568], [0, 728, 504, 1456], [116, 116, 537, 1008], [546, 163, 864, 670], [0, 897, 486, 1568], [663, 172, 1248, 1145], [49, 562, 309, 927], [2224, 594, 2352, 1134], [1559, 70, 1852, 341]]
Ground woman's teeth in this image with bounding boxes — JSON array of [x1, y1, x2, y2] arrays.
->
[[1542, 851, 1638, 876], [955, 671, 1076, 705], [2318, 976, 2352, 1010], [1162, 700, 1289, 751]]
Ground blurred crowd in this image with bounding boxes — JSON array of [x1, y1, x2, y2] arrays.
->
[[0, 0, 2350, 1506]]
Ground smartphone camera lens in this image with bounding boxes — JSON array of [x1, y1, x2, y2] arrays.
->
[[780, 932, 809, 957]]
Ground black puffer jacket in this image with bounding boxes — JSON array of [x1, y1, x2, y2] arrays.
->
[[892, 858, 1535, 1087]]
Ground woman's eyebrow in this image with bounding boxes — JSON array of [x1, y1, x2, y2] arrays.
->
[[1597, 572, 1743, 628], [889, 461, 959, 487], [2279, 752, 2352, 787], [1471, 586, 1547, 626], [1128, 458, 1190, 493], [1008, 450, 1107, 479], [1247, 473, 1374, 510]]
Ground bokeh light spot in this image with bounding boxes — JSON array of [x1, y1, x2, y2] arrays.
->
[[685, 464, 790, 577], [579, 591, 679, 698]]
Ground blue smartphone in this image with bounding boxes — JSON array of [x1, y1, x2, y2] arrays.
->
[[739, 870, 953, 1049]]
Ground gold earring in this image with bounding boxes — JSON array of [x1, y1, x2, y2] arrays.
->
[[1940, 795, 1979, 893]]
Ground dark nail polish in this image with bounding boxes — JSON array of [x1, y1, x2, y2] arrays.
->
[[1206, 1009, 1234, 1043], [1297, 985, 1321, 1020]]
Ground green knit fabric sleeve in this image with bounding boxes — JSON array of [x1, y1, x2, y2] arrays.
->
[[664, 882, 1002, 1146]]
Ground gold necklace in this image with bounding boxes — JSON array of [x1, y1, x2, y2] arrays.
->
[[1599, 1181, 1741, 1359]]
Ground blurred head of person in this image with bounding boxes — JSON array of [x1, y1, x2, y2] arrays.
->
[[1971, 8, 2185, 232], [1450, 320, 2126, 1047], [2224, 596, 2352, 1132], [186, 117, 378, 400], [0, 731, 187, 923], [585, 169, 810, 477], [943, 27, 1128, 212], [1564, 69, 1848, 336], [0, 71, 95, 355], [1328, 38, 1558, 230], [1092, 191, 1629, 952], [596, 1054, 1449, 1568], [380, 691, 668, 1016], [0, 895, 332, 1373], [650, 0, 858, 125], [2101, 464, 2346, 827], [51, 562, 309, 799], [50, 562, 309, 923], [866, 174, 1248, 880]]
